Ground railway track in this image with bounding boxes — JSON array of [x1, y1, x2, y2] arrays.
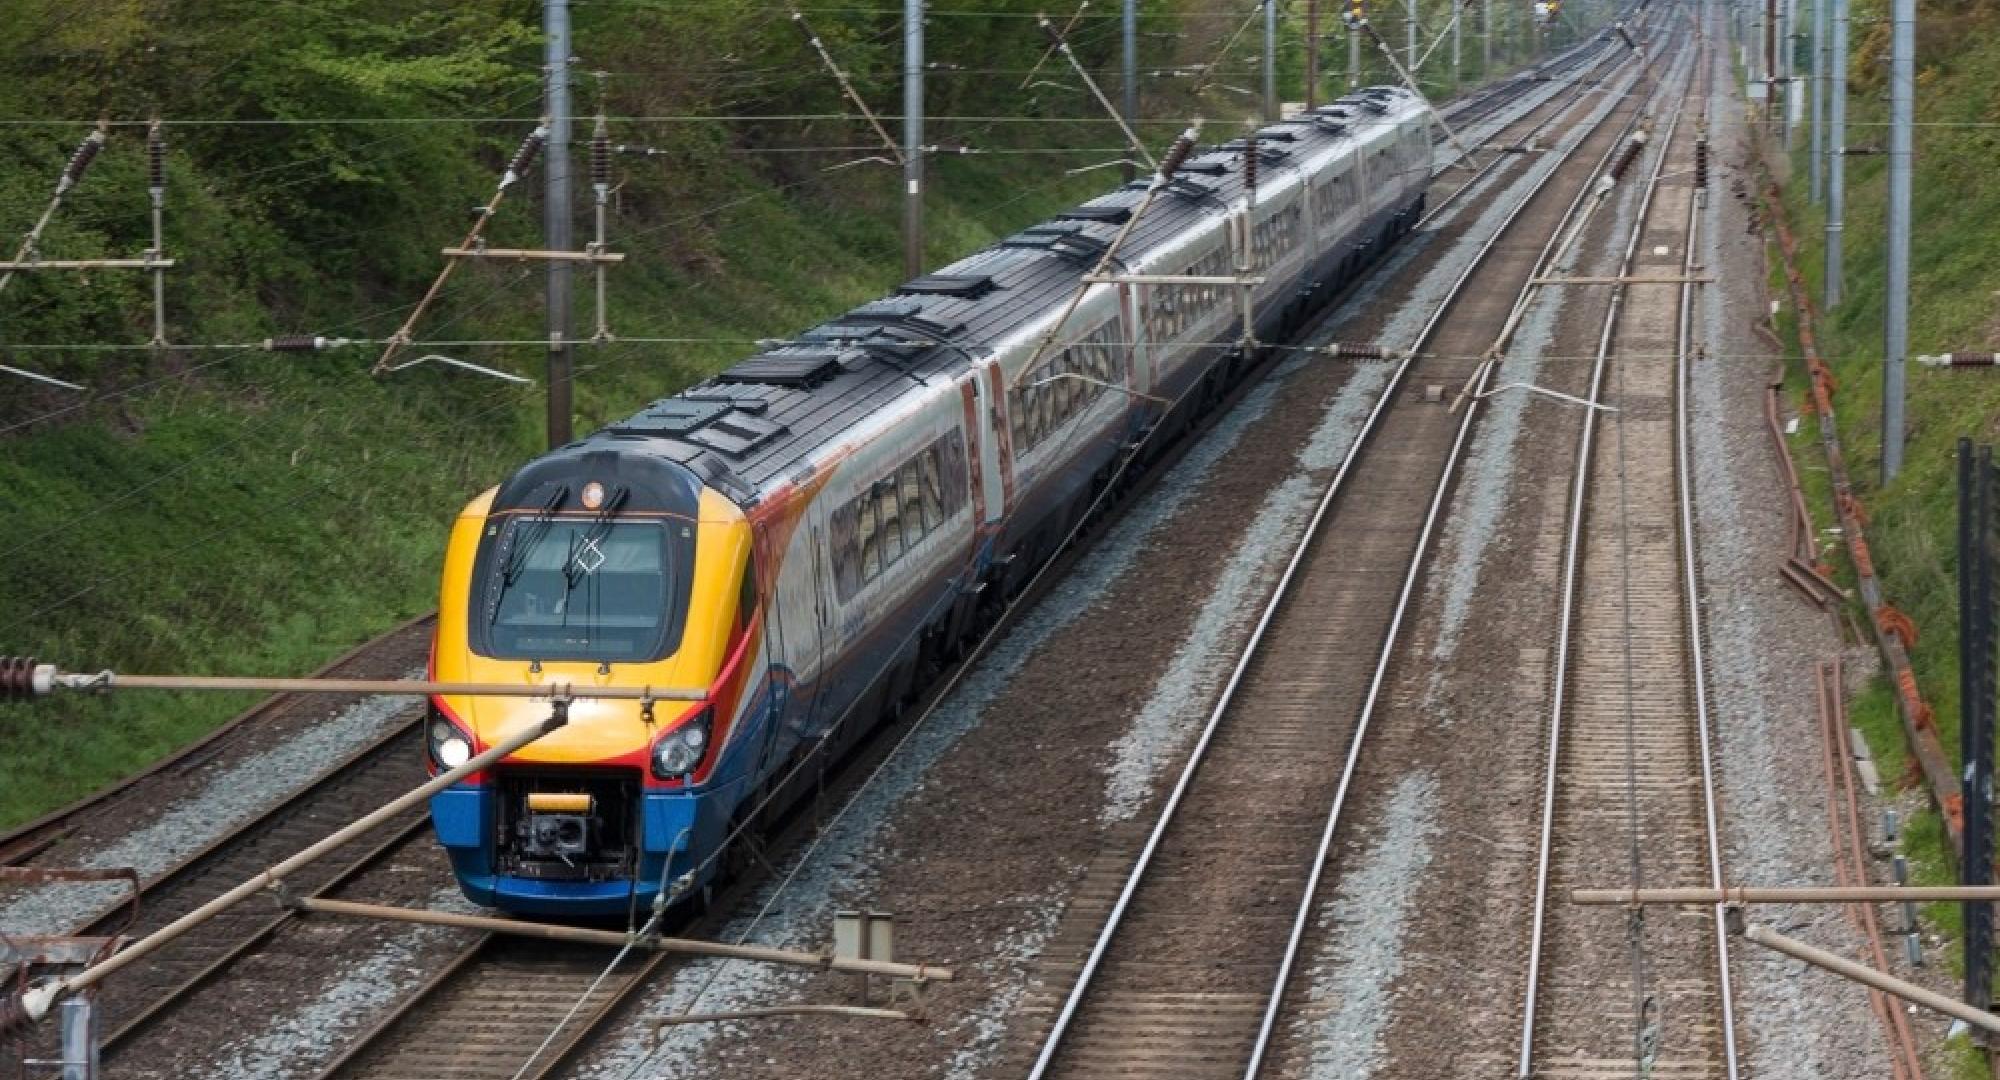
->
[[1516, 19, 1741, 1079], [3, 29, 1644, 1080], [0, 614, 434, 870], [1010, 28, 1676, 1080], [0, 626, 433, 1067], [219, 41, 1654, 1080], [308, 936, 664, 1080], [17, 729, 434, 1065]]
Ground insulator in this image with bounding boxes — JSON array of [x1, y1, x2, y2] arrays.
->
[[147, 120, 167, 189], [265, 334, 329, 352], [1242, 137, 1258, 193], [502, 125, 548, 188], [1159, 130, 1198, 179], [1694, 138, 1709, 188], [591, 119, 611, 188], [0, 656, 41, 702], [1608, 131, 1646, 183], [1327, 342, 1391, 360], [1037, 16, 1065, 48], [1, 990, 31, 1036], [56, 128, 107, 194]]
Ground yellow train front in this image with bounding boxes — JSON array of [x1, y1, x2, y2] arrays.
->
[[426, 445, 761, 916]]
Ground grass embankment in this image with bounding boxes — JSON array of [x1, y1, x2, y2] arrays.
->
[[1765, 5, 2000, 1073]]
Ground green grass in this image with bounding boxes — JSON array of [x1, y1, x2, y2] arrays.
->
[[1761, 12, 2000, 1069]]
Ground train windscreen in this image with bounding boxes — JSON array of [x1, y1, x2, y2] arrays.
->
[[478, 518, 688, 662]]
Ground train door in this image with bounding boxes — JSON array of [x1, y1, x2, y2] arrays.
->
[[963, 361, 1012, 528]]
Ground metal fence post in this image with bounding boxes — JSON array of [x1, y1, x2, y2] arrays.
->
[[1963, 439, 1999, 1013]]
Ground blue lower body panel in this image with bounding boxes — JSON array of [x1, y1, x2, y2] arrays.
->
[[430, 784, 709, 917]]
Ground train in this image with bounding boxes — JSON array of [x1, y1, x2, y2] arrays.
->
[[425, 87, 1434, 916]]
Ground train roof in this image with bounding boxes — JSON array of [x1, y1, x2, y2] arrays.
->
[[571, 88, 1428, 506]]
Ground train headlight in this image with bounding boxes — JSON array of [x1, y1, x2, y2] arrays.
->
[[651, 707, 713, 780], [427, 701, 476, 772]]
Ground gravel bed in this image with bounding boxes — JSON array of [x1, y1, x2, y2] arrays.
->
[[1292, 772, 1439, 1079], [0, 671, 420, 937], [1692, 41, 1923, 1078], [194, 884, 480, 1080], [567, 347, 1302, 1080]]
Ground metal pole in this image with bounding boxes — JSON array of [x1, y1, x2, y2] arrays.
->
[[1809, 0, 1825, 202], [1349, 17, 1361, 88], [1744, 924, 2000, 1037], [1307, 0, 1320, 107], [1482, 0, 1492, 77], [1123, 0, 1139, 178], [1781, 0, 1794, 148], [146, 120, 167, 348], [1264, 0, 1280, 121], [543, 0, 574, 449], [6, 663, 706, 701], [1825, 0, 1847, 307], [1768, 0, 1784, 135], [293, 897, 953, 980], [1406, 0, 1417, 81], [10, 715, 567, 1026], [1452, 0, 1462, 91], [1882, 0, 1912, 482], [1573, 885, 2000, 903], [904, 0, 925, 278]]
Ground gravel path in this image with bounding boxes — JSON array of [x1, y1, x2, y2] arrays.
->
[[1291, 773, 1439, 1078], [1692, 39, 1911, 1079]]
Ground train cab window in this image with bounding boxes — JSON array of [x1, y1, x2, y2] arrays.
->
[[480, 519, 685, 662], [919, 449, 946, 527], [877, 479, 905, 564], [857, 494, 881, 583], [738, 559, 758, 630]]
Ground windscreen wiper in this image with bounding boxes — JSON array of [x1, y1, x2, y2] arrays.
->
[[562, 485, 630, 590], [501, 487, 569, 588]]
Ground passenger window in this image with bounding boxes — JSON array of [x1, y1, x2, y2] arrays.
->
[[920, 448, 946, 526], [877, 480, 904, 565], [942, 432, 969, 514], [857, 493, 881, 583], [830, 503, 861, 600], [899, 461, 925, 539]]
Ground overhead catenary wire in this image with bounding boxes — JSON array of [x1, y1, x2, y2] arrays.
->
[[369, 122, 549, 376]]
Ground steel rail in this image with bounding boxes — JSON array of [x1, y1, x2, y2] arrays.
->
[[1242, 36, 1681, 1080], [1513, 22, 1741, 1078], [305, 931, 672, 1080], [1418, 23, 1639, 229], [1672, 29, 1743, 1079], [0, 710, 425, 993], [1024, 33, 1654, 1080], [97, 815, 433, 1056]]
